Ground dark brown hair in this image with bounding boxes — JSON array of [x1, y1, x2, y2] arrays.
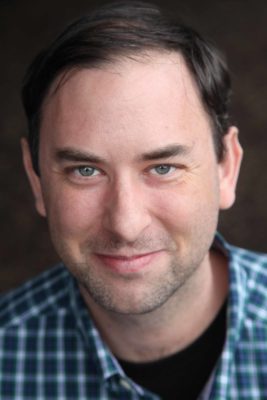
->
[[22, 1, 232, 174]]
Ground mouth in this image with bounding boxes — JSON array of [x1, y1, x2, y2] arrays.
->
[[94, 250, 164, 274]]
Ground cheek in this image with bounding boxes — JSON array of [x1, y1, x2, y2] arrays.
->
[[150, 181, 219, 234], [150, 189, 194, 229], [44, 186, 105, 237]]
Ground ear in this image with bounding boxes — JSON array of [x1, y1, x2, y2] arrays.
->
[[21, 138, 47, 217], [218, 126, 243, 210]]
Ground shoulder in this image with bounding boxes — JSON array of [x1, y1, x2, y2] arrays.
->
[[228, 243, 267, 323], [0, 264, 73, 329], [228, 243, 267, 281]]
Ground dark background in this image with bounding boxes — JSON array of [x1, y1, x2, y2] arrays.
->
[[1, 0, 266, 292]]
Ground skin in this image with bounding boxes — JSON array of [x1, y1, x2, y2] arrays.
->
[[22, 52, 242, 362]]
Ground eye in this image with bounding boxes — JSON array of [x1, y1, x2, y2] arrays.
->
[[150, 164, 176, 175], [76, 166, 100, 177]]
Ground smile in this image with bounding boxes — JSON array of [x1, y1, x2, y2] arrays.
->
[[94, 251, 164, 274]]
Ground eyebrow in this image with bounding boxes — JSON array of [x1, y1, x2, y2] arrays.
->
[[55, 148, 108, 164], [139, 144, 192, 161], [54, 143, 192, 165]]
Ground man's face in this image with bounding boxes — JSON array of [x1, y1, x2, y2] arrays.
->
[[23, 53, 241, 315]]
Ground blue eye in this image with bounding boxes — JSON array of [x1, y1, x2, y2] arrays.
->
[[77, 166, 99, 177], [152, 165, 175, 175]]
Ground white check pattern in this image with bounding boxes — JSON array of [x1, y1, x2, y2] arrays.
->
[[1, 233, 267, 399]]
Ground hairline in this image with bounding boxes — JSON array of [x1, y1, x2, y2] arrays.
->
[[38, 49, 221, 163]]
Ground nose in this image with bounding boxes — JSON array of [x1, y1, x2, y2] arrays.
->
[[103, 178, 151, 242]]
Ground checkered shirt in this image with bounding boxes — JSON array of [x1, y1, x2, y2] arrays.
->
[[1, 234, 267, 399]]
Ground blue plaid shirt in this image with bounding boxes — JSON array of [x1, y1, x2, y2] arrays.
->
[[1, 234, 267, 399]]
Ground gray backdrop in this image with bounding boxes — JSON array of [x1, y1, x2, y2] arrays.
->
[[1, 0, 267, 292]]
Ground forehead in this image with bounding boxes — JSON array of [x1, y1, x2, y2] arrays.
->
[[40, 52, 212, 152]]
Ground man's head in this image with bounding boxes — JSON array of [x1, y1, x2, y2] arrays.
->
[[21, 1, 242, 315], [22, 1, 231, 176]]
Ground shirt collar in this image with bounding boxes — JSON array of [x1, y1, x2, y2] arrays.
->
[[208, 233, 250, 398], [67, 276, 146, 394], [66, 276, 121, 381], [214, 232, 249, 343]]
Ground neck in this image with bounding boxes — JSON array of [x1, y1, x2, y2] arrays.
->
[[80, 250, 228, 362]]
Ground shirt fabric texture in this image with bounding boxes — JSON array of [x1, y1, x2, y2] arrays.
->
[[1, 234, 267, 399]]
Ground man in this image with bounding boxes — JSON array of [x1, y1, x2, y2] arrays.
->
[[1, 1, 267, 399]]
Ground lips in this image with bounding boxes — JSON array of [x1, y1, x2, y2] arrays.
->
[[94, 251, 163, 274]]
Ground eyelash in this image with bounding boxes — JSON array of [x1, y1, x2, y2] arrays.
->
[[66, 163, 180, 181], [74, 166, 101, 177], [149, 164, 177, 176]]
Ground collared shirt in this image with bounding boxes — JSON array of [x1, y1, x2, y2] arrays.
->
[[1, 234, 267, 399]]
